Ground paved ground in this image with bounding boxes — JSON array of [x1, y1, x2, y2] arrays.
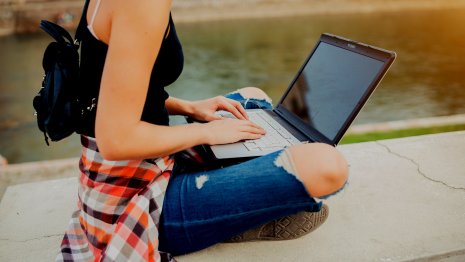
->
[[1, 131, 465, 261]]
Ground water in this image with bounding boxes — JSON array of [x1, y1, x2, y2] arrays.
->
[[2, 8, 465, 163]]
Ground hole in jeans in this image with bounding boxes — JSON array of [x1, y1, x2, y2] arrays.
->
[[233, 89, 273, 104], [274, 149, 348, 200], [195, 175, 209, 189], [274, 150, 302, 183]]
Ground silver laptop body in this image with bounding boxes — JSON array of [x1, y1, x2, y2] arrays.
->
[[210, 33, 396, 159]]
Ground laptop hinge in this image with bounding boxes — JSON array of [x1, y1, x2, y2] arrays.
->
[[271, 109, 319, 143], [273, 107, 332, 145]]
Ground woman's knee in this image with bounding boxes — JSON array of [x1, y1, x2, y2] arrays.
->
[[280, 143, 348, 198], [236, 87, 271, 102]]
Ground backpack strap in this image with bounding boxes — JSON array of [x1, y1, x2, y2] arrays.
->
[[39, 20, 74, 45], [75, 0, 91, 43]]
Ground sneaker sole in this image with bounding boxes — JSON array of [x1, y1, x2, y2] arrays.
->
[[225, 204, 329, 243]]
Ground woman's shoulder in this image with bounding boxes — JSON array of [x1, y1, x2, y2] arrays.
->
[[105, 0, 172, 43], [111, 0, 172, 23]]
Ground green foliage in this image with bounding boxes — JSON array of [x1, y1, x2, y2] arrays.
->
[[340, 124, 465, 144]]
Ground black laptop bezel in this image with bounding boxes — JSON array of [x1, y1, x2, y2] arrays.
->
[[274, 33, 397, 145]]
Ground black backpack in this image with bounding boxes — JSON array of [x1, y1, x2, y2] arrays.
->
[[33, 0, 90, 145]]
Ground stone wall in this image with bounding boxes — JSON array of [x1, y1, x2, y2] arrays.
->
[[2, 0, 465, 35], [0, 0, 83, 35], [0, 0, 278, 35]]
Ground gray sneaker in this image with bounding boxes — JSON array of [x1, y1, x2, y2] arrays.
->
[[224, 204, 329, 243]]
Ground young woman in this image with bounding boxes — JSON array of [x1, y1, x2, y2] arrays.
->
[[57, 0, 348, 261]]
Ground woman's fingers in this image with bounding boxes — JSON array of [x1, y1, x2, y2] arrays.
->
[[206, 113, 223, 121], [217, 97, 248, 120], [237, 121, 266, 141], [240, 132, 264, 140], [222, 102, 244, 120], [227, 98, 249, 120], [238, 120, 266, 135], [205, 118, 266, 145]]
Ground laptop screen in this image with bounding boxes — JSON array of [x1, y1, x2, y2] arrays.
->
[[280, 42, 385, 141]]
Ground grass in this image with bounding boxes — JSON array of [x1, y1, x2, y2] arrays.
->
[[340, 124, 465, 144]]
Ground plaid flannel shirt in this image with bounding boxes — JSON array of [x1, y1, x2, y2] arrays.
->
[[57, 136, 176, 262]]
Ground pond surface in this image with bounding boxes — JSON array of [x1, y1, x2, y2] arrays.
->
[[1, 8, 465, 163]]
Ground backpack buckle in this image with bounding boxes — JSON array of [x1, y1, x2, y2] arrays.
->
[[87, 98, 96, 112]]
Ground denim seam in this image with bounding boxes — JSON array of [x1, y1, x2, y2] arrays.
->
[[244, 98, 250, 108], [161, 200, 320, 226], [178, 173, 193, 246]]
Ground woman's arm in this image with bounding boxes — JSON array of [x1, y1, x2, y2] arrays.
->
[[165, 96, 249, 121], [165, 96, 195, 116], [95, 0, 264, 161]]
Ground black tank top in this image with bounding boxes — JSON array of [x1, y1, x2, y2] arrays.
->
[[77, 9, 184, 137]]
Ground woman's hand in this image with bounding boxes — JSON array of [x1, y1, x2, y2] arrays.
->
[[202, 118, 266, 145], [189, 96, 249, 122]]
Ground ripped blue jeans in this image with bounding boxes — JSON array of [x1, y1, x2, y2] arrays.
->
[[158, 93, 323, 255]]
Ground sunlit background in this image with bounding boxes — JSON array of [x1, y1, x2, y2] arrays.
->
[[1, 1, 465, 163]]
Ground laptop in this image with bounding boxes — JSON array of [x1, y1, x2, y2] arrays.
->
[[209, 33, 396, 159]]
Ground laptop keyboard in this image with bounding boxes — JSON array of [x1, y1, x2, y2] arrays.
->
[[245, 111, 301, 151]]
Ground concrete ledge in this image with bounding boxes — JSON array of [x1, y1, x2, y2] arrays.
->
[[1, 131, 465, 261], [0, 157, 78, 199], [0, 178, 77, 261]]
